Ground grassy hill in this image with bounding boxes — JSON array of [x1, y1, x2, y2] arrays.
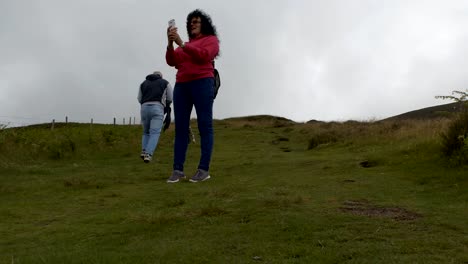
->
[[382, 102, 464, 121], [0, 116, 467, 263]]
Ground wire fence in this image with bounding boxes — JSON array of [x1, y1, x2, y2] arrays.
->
[[0, 115, 140, 128]]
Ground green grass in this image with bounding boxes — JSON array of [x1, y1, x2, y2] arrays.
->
[[0, 118, 467, 263]]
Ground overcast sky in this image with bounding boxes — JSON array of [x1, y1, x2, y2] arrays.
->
[[1, 0, 468, 126]]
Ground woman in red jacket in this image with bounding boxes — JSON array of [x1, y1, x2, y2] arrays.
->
[[166, 9, 220, 183]]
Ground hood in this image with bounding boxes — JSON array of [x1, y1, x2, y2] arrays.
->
[[146, 74, 161, 81]]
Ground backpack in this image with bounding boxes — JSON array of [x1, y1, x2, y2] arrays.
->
[[213, 61, 221, 99]]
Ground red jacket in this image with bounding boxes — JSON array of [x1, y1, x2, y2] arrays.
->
[[166, 35, 219, 83]]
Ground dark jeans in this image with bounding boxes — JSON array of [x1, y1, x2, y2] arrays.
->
[[173, 78, 214, 172]]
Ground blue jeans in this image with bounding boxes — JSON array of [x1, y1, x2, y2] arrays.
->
[[140, 103, 164, 156], [173, 78, 214, 171]]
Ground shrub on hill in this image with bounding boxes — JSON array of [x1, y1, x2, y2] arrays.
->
[[440, 111, 468, 165], [436, 90, 468, 165]]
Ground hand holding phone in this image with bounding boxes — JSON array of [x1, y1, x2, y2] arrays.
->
[[168, 19, 176, 29]]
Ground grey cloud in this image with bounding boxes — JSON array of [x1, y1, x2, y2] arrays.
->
[[2, 0, 468, 126]]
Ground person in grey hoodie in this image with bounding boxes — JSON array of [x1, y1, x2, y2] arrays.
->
[[138, 71, 173, 163]]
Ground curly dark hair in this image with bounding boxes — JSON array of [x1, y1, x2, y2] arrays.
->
[[186, 9, 218, 39]]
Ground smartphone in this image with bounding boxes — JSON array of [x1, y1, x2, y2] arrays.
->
[[168, 19, 176, 29]]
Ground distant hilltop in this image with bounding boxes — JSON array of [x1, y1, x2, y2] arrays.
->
[[222, 102, 465, 124], [382, 102, 464, 121]]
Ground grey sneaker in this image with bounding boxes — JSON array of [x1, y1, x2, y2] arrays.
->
[[189, 169, 211, 183], [140, 151, 146, 160], [167, 170, 186, 183], [144, 154, 152, 163]]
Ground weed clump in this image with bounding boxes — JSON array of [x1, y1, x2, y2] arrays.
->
[[48, 136, 76, 160], [436, 90, 468, 165], [307, 132, 338, 150], [101, 129, 117, 145], [0, 124, 11, 150], [440, 112, 468, 164]]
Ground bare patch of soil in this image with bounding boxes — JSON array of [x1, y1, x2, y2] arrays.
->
[[340, 200, 421, 221]]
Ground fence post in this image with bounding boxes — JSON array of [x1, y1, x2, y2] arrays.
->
[[66, 116, 68, 124], [123, 118, 125, 125], [113, 118, 116, 126], [51, 119, 55, 130]]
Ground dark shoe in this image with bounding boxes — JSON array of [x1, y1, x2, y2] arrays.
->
[[189, 169, 211, 183], [167, 170, 186, 183]]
